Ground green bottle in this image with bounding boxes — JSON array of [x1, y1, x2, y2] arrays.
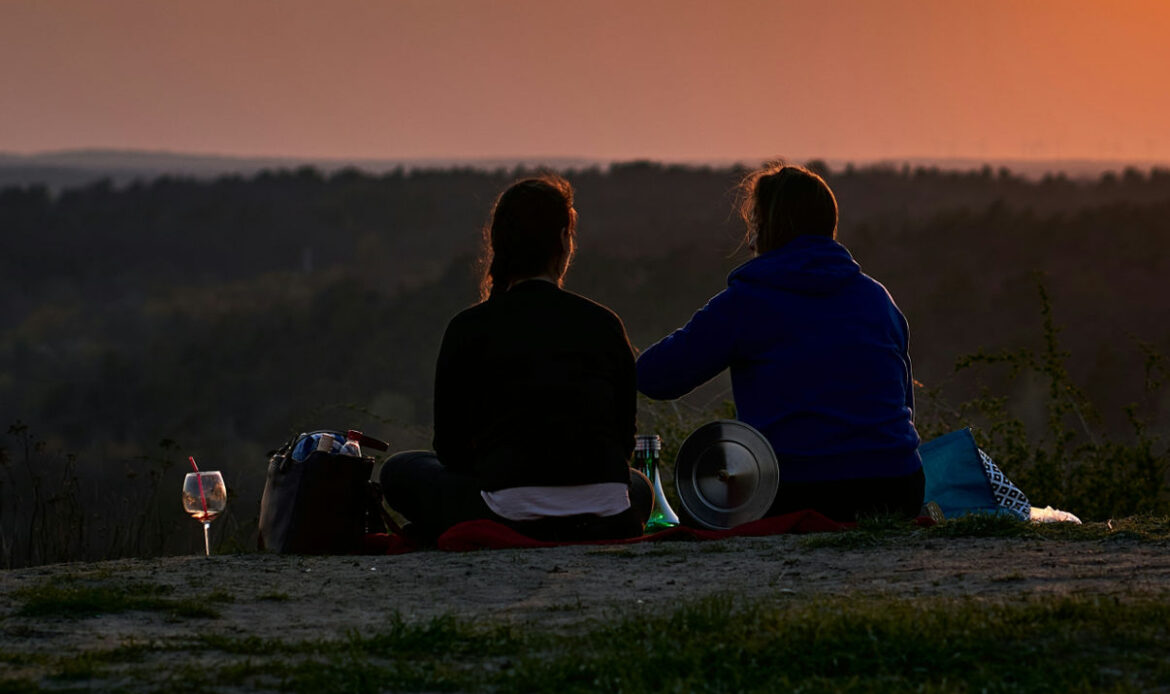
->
[[635, 434, 680, 531]]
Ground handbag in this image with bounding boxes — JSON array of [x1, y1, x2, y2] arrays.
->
[[919, 428, 1031, 520], [258, 429, 391, 554]]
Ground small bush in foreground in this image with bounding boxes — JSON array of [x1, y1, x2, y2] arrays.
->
[[917, 278, 1170, 521]]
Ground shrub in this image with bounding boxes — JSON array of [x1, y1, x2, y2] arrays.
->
[[917, 277, 1169, 520]]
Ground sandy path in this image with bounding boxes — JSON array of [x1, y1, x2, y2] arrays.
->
[[3, 534, 1169, 651]]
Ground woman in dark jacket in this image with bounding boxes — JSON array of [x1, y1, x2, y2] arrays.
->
[[637, 164, 923, 522], [382, 175, 650, 542]]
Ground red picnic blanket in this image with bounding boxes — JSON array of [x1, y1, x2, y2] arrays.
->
[[364, 509, 868, 555]]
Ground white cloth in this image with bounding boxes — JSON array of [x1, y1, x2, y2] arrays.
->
[[1029, 506, 1082, 524], [481, 482, 630, 522]]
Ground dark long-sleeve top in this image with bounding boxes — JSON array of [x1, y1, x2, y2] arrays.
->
[[637, 236, 921, 484], [433, 279, 636, 492]]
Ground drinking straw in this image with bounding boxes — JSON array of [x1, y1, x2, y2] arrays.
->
[[189, 456, 209, 518]]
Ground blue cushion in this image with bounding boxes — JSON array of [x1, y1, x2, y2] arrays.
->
[[919, 428, 1002, 519]]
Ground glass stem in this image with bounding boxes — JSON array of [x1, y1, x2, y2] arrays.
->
[[202, 521, 211, 557]]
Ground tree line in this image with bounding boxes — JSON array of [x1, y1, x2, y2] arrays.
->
[[2, 161, 1169, 565]]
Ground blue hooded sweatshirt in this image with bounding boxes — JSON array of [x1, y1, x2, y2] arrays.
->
[[637, 236, 921, 483]]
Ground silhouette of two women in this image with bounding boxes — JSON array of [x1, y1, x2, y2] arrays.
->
[[382, 165, 923, 540]]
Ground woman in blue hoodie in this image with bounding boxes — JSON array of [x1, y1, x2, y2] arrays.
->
[[637, 163, 923, 522]]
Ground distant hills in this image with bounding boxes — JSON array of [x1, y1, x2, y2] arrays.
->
[[2, 148, 1168, 191], [0, 150, 600, 191]]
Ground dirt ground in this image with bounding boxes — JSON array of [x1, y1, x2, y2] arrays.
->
[[3, 533, 1169, 651]]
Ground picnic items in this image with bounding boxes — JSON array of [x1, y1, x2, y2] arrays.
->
[[672, 420, 780, 530], [182, 457, 227, 556], [667, 423, 1077, 531], [258, 429, 391, 554], [919, 428, 1080, 523], [273, 422, 1074, 557], [634, 434, 680, 531]]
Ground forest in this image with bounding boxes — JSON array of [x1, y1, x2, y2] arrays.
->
[[2, 161, 1169, 567]]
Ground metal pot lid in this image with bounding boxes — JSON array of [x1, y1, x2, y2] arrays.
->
[[673, 419, 779, 530]]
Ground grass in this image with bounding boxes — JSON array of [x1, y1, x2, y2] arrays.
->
[[3, 593, 1169, 693], [13, 577, 226, 619], [5, 517, 1169, 692], [799, 513, 1170, 550]]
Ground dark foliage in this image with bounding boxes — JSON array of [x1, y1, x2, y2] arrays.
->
[[2, 162, 1169, 565]]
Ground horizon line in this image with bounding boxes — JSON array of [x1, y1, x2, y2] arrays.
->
[[4, 146, 1170, 167]]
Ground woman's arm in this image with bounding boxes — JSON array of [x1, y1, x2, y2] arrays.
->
[[636, 289, 740, 400]]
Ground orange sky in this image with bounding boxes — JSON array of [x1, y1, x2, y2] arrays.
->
[[2, 0, 1169, 163]]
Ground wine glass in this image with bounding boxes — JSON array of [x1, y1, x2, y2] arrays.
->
[[182, 471, 227, 556]]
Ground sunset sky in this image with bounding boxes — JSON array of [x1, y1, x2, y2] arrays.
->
[[2, 0, 1169, 164]]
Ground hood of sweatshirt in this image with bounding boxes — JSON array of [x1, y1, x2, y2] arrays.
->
[[728, 235, 861, 295]]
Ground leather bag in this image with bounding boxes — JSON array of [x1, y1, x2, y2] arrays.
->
[[258, 430, 389, 554]]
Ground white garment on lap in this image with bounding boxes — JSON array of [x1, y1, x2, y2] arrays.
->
[[481, 483, 631, 521]]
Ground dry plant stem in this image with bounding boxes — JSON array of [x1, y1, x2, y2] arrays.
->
[[1063, 390, 1098, 446]]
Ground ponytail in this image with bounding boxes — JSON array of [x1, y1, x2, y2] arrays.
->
[[485, 254, 511, 300]]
